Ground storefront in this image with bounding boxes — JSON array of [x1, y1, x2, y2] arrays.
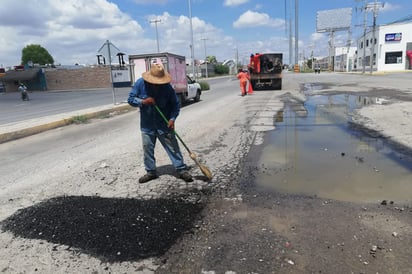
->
[[355, 21, 412, 72]]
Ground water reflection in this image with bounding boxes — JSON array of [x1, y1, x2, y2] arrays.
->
[[257, 92, 412, 203]]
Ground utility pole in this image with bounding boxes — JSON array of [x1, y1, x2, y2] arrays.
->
[[361, 0, 368, 73], [294, 0, 299, 69], [188, 0, 195, 79], [149, 19, 161, 53], [289, 0, 293, 67], [329, 31, 335, 71], [200, 38, 208, 78], [368, 0, 383, 73], [358, 0, 383, 73], [234, 47, 238, 75]]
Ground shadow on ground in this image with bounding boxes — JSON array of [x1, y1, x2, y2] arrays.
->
[[1, 194, 206, 262]]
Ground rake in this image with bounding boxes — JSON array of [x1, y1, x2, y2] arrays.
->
[[154, 105, 213, 180]]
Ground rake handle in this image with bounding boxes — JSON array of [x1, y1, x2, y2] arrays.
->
[[154, 105, 213, 180], [154, 105, 192, 154]]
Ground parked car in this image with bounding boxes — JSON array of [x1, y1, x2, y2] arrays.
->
[[0, 82, 5, 93], [186, 75, 201, 103]]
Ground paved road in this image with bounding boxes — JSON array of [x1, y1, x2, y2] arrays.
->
[[0, 77, 224, 143], [0, 87, 131, 125]]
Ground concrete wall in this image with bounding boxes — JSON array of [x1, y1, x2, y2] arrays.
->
[[45, 66, 111, 91]]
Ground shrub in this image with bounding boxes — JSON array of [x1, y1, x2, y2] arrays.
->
[[199, 81, 210, 90], [70, 115, 89, 124], [214, 64, 229, 75]]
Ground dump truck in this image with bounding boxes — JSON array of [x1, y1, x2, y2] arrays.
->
[[248, 53, 283, 90], [128, 52, 201, 105]]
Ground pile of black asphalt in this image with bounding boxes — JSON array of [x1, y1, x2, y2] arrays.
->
[[1, 193, 207, 262]]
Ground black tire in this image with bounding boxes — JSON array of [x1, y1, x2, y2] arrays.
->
[[271, 79, 282, 90], [194, 89, 201, 102]]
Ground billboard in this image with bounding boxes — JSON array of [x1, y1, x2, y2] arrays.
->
[[316, 8, 352, 33]]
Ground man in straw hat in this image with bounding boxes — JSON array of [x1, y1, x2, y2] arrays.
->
[[128, 63, 193, 184]]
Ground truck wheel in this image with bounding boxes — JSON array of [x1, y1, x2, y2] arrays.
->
[[194, 89, 201, 102], [272, 79, 282, 90]]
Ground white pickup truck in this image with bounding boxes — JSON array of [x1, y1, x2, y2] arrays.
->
[[129, 52, 201, 106]]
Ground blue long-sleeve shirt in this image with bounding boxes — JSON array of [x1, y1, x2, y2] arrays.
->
[[128, 78, 180, 134]]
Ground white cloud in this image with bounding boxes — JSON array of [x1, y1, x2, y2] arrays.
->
[[224, 0, 249, 7], [134, 0, 168, 4], [143, 11, 227, 58], [233, 10, 285, 29], [380, 2, 401, 12], [310, 32, 326, 43], [0, 0, 146, 67], [0, 0, 288, 69]]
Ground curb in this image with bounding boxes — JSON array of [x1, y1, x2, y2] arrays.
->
[[0, 104, 133, 144]]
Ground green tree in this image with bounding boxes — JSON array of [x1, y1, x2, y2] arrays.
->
[[206, 55, 217, 64], [214, 64, 229, 75], [21, 44, 54, 65]]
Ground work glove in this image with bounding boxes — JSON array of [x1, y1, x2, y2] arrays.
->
[[142, 97, 155, 105]]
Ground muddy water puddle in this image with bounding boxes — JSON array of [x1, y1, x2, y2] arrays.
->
[[255, 87, 412, 203]]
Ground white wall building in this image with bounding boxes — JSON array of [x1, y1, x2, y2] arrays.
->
[[313, 46, 357, 72], [334, 46, 357, 72], [355, 21, 412, 72]]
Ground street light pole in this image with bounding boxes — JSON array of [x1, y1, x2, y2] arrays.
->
[[201, 38, 208, 78], [150, 19, 161, 53]]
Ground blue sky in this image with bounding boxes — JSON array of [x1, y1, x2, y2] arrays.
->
[[0, 0, 411, 68]]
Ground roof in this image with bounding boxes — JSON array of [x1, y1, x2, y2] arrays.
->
[[1, 68, 41, 81]]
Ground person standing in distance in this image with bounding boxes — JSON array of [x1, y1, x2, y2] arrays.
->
[[236, 68, 250, 96], [127, 63, 193, 184], [18, 82, 29, 101]]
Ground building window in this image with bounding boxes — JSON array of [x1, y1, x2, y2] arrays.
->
[[365, 56, 370, 66], [360, 42, 363, 49], [385, 51, 403, 64]]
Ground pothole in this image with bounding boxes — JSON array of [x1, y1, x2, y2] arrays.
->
[[252, 86, 412, 203]]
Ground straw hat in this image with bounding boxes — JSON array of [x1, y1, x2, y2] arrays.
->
[[142, 63, 172, 84]]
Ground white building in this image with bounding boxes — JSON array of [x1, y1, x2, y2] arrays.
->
[[334, 46, 357, 72], [355, 21, 412, 72], [313, 46, 357, 72]]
